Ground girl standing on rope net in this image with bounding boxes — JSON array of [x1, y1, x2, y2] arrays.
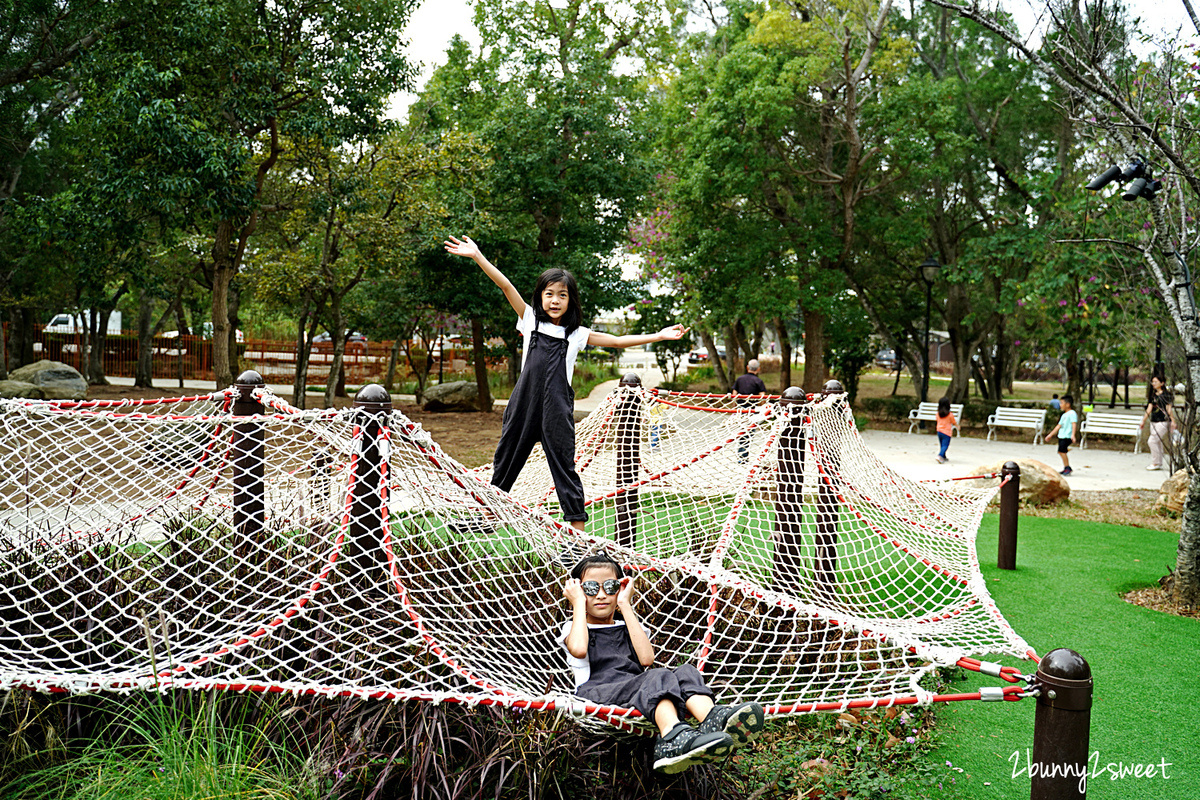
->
[[444, 235, 687, 533], [558, 552, 765, 774]]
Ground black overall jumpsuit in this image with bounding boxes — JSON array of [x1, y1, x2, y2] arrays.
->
[[491, 319, 587, 522], [575, 624, 713, 720]]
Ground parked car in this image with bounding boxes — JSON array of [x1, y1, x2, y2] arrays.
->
[[44, 311, 123, 335], [875, 349, 899, 370], [688, 346, 725, 364], [313, 331, 367, 346]]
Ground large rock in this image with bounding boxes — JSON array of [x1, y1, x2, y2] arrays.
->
[[422, 380, 492, 412], [7, 360, 88, 400], [963, 459, 1069, 506], [1156, 469, 1189, 514], [0, 380, 45, 399]]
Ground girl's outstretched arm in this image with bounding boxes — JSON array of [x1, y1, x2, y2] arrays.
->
[[588, 324, 689, 350], [444, 235, 526, 319]]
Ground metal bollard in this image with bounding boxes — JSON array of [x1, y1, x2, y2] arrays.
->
[[1030, 648, 1093, 799], [614, 373, 643, 549], [814, 380, 844, 600], [771, 386, 807, 594], [998, 461, 1020, 570], [231, 370, 265, 544], [347, 384, 392, 589]]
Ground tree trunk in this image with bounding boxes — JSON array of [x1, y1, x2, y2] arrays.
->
[[507, 337, 521, 385], [1175, 471, 1200, 607], [724, 323, 741, 376], [801, 308, 827, 393], [472, 316, 492, 412], [0, 309, 8, 379], [774, 316, 792, 390], [700, 329, 730, 391], [85, 309, 110, 386], [323, 306, 345, 409], [292, 307, 315, 409], [135, 290, 154, 388], [385, 339, 401, 392], [227, 282, 242, 382], [211, 217, 237, 389]]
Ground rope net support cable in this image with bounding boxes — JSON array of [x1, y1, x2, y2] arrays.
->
[[0, 382, 1035, 731]]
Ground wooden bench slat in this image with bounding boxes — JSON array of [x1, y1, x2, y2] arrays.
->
[[1080, 412, 1142, 454], [986, 407, 1047, 445]]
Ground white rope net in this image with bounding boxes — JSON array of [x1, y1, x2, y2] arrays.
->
[[0, 382, 1031, 730]]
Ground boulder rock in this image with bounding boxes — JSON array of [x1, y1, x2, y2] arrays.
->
[[422, 380, 492, 412], [1156, 469, 1189, 514], [0, 380, 45, 399], [7, 360, 88, 400], [963, 459, 1069, 506]]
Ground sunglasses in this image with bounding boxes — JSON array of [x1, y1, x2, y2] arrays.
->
[[580, 579, 622, 597]]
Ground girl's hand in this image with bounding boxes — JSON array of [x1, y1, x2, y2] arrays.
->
[[563, 578, 586, 606], [616, 576, 635, 607], [657, 324, 690, 341], [444, 235, 482, 260]]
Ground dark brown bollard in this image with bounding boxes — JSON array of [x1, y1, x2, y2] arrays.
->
[[231, 370, 266, 545], [348, 384, 393, 589], [1030, 648, 1093, 799], [814, 380, 844, 600], [615, 373, 643, 549], [771, 386, 807, 594], [998, 461, 1021, 570]]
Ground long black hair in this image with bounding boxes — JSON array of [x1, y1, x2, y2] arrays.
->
[[1148, 373, 1170, 403], [532, 268, 582, 336]]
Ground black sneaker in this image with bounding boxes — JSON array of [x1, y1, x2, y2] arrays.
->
[[1060, 467, 1072, 476], [697, 702, 765, 747], [652, 723, 734, 774]]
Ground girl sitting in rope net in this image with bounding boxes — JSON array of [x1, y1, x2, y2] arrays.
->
[[0, 377, 1035, 735]]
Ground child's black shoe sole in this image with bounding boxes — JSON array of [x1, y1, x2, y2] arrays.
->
[[653, 731, 734, 774]]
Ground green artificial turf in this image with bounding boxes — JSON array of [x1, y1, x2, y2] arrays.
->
[[933, 515, 1196, 799]]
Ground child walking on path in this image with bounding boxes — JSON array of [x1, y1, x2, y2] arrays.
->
[[935, 397, 955, 464], [559, 552, 764, 773], [1139, 374, 1177, 471], [1044, 394, 1078, 476], [444, 236, 687, 532]]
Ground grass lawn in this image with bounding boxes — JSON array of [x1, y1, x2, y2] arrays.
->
[[932, 514, 1196, 798]]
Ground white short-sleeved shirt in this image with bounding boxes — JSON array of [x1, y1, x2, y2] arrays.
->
[[518, 306, 591, 385], [557, 619, 625, 689]]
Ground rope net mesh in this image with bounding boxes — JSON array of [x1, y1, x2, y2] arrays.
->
[[0, 384, 1030, 729]]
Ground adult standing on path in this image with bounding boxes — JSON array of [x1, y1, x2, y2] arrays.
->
[[732, 359, 768, 464], [1139, 374, 1178, 471]]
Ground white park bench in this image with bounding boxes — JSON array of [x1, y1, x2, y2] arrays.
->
[[907, 402, 964, 435], [986, 407, 1048, 445], [1079, 411, 1143, 453]]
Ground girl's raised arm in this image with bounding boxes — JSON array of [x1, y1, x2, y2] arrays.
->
[[588, 324, 689, 349], [444, 236, 527, 319]]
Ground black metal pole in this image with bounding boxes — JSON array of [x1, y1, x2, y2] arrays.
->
[[814, 379, 843, 601], [231, 370, 265, 545], [922, 280, 932, 425], [998, 461, 1020, 570], [615, 373, 642, 549], [771, 386, 807, 594], [347, 384, 392, 589], [1030, 648, 1093, 799]]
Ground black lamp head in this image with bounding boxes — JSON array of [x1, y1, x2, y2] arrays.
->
[[1122, 176, 1148, 201], [1086, 164, 1122, 191]]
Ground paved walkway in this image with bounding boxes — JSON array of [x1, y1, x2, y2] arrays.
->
[[109, 370, 1166, 491]]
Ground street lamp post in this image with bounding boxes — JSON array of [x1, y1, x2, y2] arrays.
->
[[919, 255, 941, 419]]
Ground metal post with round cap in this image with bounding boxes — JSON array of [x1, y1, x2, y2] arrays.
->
[[232, 370, 266, 545], [347, 384, 393, 593]]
